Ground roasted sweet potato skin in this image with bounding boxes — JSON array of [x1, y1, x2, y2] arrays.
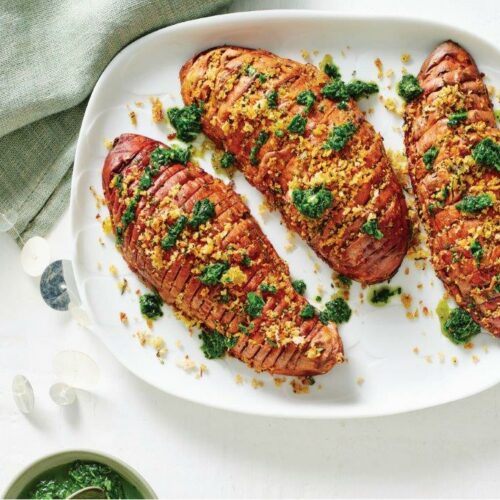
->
[[403, 41, 499, 336], [179, 46, 410, 285], [102, 133, 343, 375]]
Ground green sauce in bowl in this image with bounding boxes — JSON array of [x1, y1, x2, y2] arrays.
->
[[20, 461, 142, 499]]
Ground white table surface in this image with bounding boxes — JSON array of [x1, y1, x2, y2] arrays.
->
[[1, 1, 499, 498]]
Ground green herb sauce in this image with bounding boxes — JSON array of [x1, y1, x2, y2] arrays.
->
[[292, 187, 333, 219], [397, 74, 423, 102], [323, 122, 357, 151], [167, 103, 203, 142], [288, 114, 307, 135], [188, 199, 215, 228], [361, 218, 384, 240], [368, 285, 402, 306], [447, 110, 468, 128], [139, 293, 163, 320], [318, 297, 352, 325], [292, 279, 307, 295], [456, 194, 493, 213], [23, 460, 142, 500], [199, 330, 237, 359], [472, 138, 500, 171]]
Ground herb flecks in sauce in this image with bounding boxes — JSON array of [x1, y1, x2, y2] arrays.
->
[[26, 460, 134, 500], [447, 110, 468, 128], [245, 292, 265, 318], [368, 285, 402, 306], [397, 74, 423, 102], [444, 307, 481, 344], [249, 131, 270, 165], [318, 297, 352, 325], [167, 103, 203, 142], [423, 146, 439, 171], [323, 122, 357, 151], [140, 292, 163, 320], [292, 279, 307, 295], [188, 198, 215, 228], [161, 215, 188, 250], [199, 262, 230, 286], [292, 187, 333, 219], [199, 330, 237, 359], [456, 194, 493, 213], [361, 217, 384, 240], [472, 138, 500, 171]]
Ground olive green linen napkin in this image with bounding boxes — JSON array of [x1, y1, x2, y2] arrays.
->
[[0, 0, 231, 242]]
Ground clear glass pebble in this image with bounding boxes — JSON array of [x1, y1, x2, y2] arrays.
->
[[21, 236, 50, 277], [0, 210, 17, 232], [53, 351, 100, 389], [40, 260, 70, 311], [12, 375, 35, 414], [49, 383, 77, 406], [68, 302, 91, 328]]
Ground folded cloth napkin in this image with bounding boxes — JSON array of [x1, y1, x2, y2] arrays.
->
[[0, 0, 231, 242]]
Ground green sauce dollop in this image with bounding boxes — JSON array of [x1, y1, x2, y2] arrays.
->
[[368, 285, 402, 306]]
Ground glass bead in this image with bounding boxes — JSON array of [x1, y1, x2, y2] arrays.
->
[[12, 375, 35, 414]]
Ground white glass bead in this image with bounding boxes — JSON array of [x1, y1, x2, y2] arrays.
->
[[21, 236, 50, 277], [53, 351, 100, 389], [12, 375, 35, 414], [0, 210, 17, 232], [49, 383, 77, 406], [68, 303, 91, 328]]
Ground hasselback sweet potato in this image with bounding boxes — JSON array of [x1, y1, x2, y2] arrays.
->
[[179, 46, 410, 284], [102, 133, 344, 375], [403, 41, 499, 336]]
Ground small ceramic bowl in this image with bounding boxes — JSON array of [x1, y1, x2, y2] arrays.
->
[[3, 449, 157, 499]]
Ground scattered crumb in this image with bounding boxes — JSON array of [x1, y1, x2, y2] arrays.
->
[[356, 376, 365, 386], [379, 96, 404, 116], [438, 352, 445, 364], [401, 293, 412, 309], [400, 52, 411, 64], [284, 230, 296, 252], [109, 265, 118, 277], [135, 100, 144, 107], [451, 356, 458, 365], [176, 355, 196, 372], [118, 278, 129, 295], [175, 339, 184, 350], [196, 363, 208, 379], [425, 355, 433, 364], [412, 346, 420, 355], [313, 263, 320, 273], [89, 186, 105, 209], [300, 49, 310, 61], [98, 237, 105, 247], [119, 312, 128, 325], [374, 57, 383, 79], [482, 344, 489, 354], [128, 110, 137, 126], [102, 217, 113, 235], [150, 96, 164, 123], [251, 377, 264, 389], [258, 199, 270, 219], [104, 138, 114, 150], [464, 342, 474, 350], [472, 355, 480, 364], [273, 377, 286, 388], [235, 374, 244, 385], [290, 379, 309, 394]]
